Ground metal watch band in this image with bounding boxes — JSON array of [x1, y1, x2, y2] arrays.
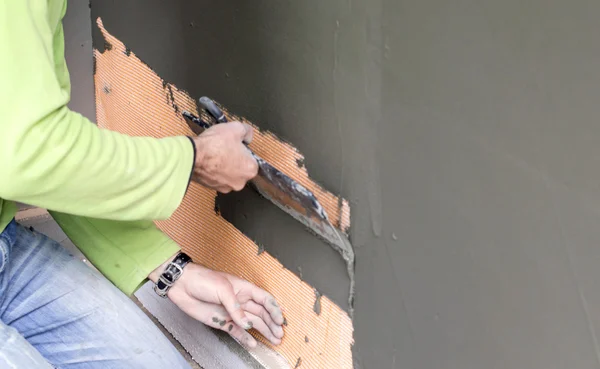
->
[[153, 252, 192, 298]]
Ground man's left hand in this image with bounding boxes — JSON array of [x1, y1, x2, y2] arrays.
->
[[149, 260, 285, 348]]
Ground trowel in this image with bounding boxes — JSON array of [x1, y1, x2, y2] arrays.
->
[[183, 98, 355, 307]]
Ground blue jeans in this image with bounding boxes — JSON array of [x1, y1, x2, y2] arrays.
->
[[0, 220, 192, 369]]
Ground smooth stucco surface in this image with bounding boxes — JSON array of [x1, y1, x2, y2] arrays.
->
[[64, 0, 95, 121], [93, 1, 600, 368]]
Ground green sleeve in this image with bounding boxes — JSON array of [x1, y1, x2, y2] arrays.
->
[[0, 1, 192, 293], [50, 211, 180, 295], [0, 1, 194, 222]]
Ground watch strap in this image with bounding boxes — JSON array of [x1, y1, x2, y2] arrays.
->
[[154, 252, 192, 298]]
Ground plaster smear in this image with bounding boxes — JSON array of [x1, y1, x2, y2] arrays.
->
[[93, 19, 354, 369]]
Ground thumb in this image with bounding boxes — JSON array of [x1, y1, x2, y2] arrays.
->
[[218, 280, 253, 330]]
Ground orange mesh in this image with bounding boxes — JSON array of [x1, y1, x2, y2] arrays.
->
[[94, 19, 354, 369]]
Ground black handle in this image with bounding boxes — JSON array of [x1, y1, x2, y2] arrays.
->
[[199, 96, 228, 123]]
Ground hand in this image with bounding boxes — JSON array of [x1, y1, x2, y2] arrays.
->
[[192, 122, 259, 193], [150, 260, 285, 348]]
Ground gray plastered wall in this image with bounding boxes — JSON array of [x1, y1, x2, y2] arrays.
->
[[91, 1, 600, 368]]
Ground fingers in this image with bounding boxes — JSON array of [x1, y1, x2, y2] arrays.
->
[[246, 312, 282, 345], [243, 300, 284, 339], [243, 148, 259, 177], [225, 121, 254, 144], [174, 296, 229, 329], [241, 123, 254, 144], [220, 122, 259, 188], [197, 305, 259, 348], [231, 150, 258, 191], [170, 279, 282, 347], [207, 301, 283, 345], [226, 322, 258, 348], [192, 121, 258, 192], [244, 282, 285, 325], [171, 296, 259, 348], [217, 281, 253, 330], [195, 301, 280, 346]]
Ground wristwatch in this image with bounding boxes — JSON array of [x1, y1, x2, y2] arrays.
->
[[153, 252, 192, 298]]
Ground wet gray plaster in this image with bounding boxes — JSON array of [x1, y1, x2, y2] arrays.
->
[[93, 1, 600, 368], [64, 0, 95, 122], [215, 189, 351, 310]]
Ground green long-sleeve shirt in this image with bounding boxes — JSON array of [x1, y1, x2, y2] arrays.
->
[[0, 1, 193, 294]]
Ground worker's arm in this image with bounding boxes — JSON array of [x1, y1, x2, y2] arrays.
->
[[44, 121, 258, 295], [0, 1, 258, 220], [0, 0, 281, 347], [0, 2, 194, 221], [0, 2, 257, 287], [45, 121, 257, 294]]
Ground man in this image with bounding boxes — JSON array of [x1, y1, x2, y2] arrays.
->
[[0, 1, 284, 368]]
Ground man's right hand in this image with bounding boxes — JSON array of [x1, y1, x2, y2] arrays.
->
[[192, 122, 259, 193]]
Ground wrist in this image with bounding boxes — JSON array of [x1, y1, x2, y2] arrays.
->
[[192, 136, 205, 168], [185, 137, 197, 191], [148, 252, 179, 283], [152, 252, 193, 298]]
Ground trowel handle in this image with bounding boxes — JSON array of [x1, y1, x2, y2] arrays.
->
[[199, 96, 228, 123]]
